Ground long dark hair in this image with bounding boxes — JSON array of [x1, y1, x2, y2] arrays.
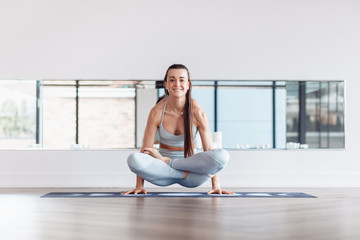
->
[[163, 64, 194, 157]]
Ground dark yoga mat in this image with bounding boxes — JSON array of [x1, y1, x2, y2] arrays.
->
[[41, 192, 317, 198]]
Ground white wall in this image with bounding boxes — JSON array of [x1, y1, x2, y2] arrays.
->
[[0, 0, 359, 188]]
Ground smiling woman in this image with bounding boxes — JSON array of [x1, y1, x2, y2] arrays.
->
[[123, 64, 233, 195]]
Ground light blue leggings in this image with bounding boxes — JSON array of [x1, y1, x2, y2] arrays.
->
[[127, 149, 229, 188]]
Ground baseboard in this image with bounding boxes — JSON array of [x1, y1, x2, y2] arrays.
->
[[1, 172, 359, 188]]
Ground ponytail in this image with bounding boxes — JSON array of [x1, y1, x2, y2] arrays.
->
[[163, 64, 194, 157], [183, 82, 194, 157]]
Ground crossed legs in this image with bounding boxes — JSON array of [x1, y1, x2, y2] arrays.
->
[[127, 149, 229, 188]]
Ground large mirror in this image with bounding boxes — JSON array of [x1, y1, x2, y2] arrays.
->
[[0, 80, 344, 150]]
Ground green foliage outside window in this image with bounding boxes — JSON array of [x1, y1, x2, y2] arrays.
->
[[0, 100, 35, 137]]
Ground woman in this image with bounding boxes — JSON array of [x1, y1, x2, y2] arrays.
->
[[122, 64, 233, 195]]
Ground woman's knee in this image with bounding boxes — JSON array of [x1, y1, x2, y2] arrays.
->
[[127, 153, 146, 172], [210, 148, 229, 168]]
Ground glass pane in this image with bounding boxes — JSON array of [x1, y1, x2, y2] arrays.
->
[[305, 81, 321, 148], [218, 86, 273, 149], [286, 82, 300, 145], [192, 83, 215, 133], [0, 80, 37, 148], [78, 83, 135, 148], [329, 81, 345, 147], [42, 81, 76, 149], [275, 84, 286, 149]]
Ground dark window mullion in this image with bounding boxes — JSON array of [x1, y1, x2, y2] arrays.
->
[[298, 81, 306, 144], [75, 80, 79, 145], [214, 81, 218, 132], [272, 81, 276, 148]]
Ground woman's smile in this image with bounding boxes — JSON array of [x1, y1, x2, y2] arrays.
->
[[173, 88, 183, 92]]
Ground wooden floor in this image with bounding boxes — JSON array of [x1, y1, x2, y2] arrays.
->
[[1, 188, 360, 240]]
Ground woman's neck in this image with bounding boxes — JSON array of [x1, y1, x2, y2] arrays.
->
[[166, 95, 186, 113]]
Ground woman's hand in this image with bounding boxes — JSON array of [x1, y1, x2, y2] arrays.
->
[[209, 175, 234, 194], [143, 147, 170, 164], [121, 188, 147, 195], [207, 186, 235, 195]]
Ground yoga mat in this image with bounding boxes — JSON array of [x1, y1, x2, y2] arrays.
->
[[41, 192, 317, 198]]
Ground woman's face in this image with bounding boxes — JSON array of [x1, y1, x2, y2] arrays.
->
[[164, 69, 190, 98]]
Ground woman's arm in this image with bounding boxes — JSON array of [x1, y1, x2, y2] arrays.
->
[[193, 100, 213, 152], [140, 107, 161, 152], [193, 100, 234, 195], [122, 175, 147, 195], [207, 174, 234, 195], [122, 106, 161, 194]]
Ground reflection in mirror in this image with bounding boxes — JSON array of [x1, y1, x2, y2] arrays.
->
[[0, 80, 344, 149], [286, 81, 344, 149]]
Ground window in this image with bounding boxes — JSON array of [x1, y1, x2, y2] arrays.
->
[[0, 81, 38, 148], [0, 80, 344, 149], [286, 81, 345, 148]]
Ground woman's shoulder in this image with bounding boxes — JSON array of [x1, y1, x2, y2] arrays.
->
[[154, 97, 166, 111], [149, 98, 166, 121], [191, 99, 206, 121], [192, 98, 204, 111], [191, 98, 202, 110]]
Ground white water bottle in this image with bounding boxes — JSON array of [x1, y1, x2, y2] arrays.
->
[[213, 132, 222, 149]]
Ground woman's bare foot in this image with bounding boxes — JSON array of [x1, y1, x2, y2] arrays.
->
[[183, 171, 189, 179]]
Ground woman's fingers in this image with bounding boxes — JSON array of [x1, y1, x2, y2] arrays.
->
[[222, 190, 235, 194], [121, 190, 133, 195], [208, 189, 234, 195], [209, 188, 222, 195], [121, 189, 147, 195], [135, 189, 147, 194]]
